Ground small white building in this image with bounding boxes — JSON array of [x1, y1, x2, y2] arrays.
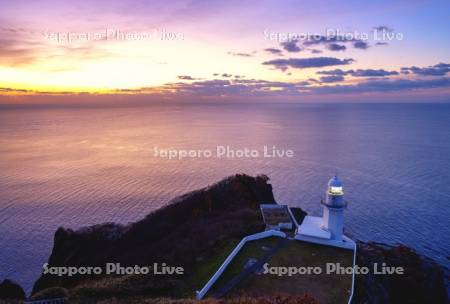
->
[[295, 176, 355, 250], [260, 204, 293, 230]]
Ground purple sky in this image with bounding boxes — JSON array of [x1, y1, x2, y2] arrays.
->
[[0, 0, 449, 103]]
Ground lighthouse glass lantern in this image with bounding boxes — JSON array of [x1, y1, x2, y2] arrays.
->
[[322, 176, 346, 240]]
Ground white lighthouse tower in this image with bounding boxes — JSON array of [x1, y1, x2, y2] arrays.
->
[[295, 175, 354, 250], [321, 176, 346, 241]]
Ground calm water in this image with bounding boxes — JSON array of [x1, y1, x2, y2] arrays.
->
[[1, 103, 449, 293]]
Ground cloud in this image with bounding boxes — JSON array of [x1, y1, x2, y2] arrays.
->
[[353, 41, 369, 49], [401, 63, 450, 76], [307, 78, 321, 84], [311, 77, 450, 94], [317, 68, 398, 77], [303, 35, 370, 50], [264, 48, 283, 55], [177, 75, 200, 80], [0, 26, 114, 68], [0, 32, 44, 66], [227, 51, 253, 57], [280, 40, 301, 52], [0, 87, 90, 95], [262, 57, 354, 71], [303, 35, 355, 46], [4, 76, 449, 100], [317, 69, 347, 76], [158, 76, 450, 97], [319, 75, 345, 83], [0, 87, 30, 93], [163, 78, 311, 97], [327, 43, 346, 51], [213, 73, 235, 78], [373, 25, 394, 33], [351, 69, 398, 77]]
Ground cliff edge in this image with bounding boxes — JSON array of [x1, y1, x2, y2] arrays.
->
[[30, 174, 448, 303], [32, 174, 275, 297]]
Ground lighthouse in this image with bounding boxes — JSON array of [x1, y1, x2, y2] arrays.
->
[[321, 176, 346, 241], [295, 175, 354, 250]]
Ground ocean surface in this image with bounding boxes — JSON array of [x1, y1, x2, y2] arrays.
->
[[0, 102, 449, 293]]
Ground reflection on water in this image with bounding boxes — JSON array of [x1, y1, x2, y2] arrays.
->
[[1, 102, 449, 292]]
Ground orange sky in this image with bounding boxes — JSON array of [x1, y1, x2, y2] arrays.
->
[[0, 0, 449, 102]]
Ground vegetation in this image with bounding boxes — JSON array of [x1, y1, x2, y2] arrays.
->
[[30, 286, 68, 300], [207, 237, 283, 296], [354, 242, 448, 304], [69, 293, 319, 304], [26, 174, 449, 304], [0, 279, 25, 301], [33, 174, 275, 301], [186, 238, 241, 294], [216, 240, 353, 304]]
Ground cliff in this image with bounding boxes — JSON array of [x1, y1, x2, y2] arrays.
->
[[354, 242, 448, 304], [32, 174, 275, 297], [0, 279, 25, 302], [30, 174, 448, 303]]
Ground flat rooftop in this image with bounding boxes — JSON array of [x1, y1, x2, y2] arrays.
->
[[205, 237, 353, 304], [259, 204, 292, 226]]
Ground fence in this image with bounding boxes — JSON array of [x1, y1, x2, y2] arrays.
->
[[196, 229, 286, 299]]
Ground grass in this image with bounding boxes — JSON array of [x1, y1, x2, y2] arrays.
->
[[205, 236, 284, 296], [70, 294, 319, 304], [229, 240, 354, 304], [182, 238, 241, 296]]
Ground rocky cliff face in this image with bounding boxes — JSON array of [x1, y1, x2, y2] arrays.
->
[[0, 279, 25, 301], [30, 174, 448, 303], [354, 242, 448, 304], [32, 174, 275, 296]]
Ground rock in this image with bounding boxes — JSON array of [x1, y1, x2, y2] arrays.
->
[[30, 286, 68, 301], [354, 242, 448, 304], [0, 279, 25, 300], [30, 174, 449, 303], [32, 174, 276, 297]]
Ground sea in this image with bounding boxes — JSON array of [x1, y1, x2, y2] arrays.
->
[[0, 102, 449, 293]]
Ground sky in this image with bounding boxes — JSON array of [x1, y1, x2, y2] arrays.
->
[[0, 0, 449, 103]]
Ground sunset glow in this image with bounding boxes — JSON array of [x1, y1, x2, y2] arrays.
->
[[0, 0, 449, 102], [1, 1, 450, 300]]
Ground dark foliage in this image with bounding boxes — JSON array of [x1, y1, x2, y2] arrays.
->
[[0, 279, 25, 300], [32, 174, 276, 298], [353, 242, 448, 304], [30, 286, 68, 300], [30, 174, 448, 303]]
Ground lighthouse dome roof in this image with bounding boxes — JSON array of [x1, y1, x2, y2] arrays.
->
[[328, 176, 343, 188]]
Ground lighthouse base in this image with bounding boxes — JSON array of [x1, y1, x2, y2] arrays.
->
[[296, 216, 355, 250]]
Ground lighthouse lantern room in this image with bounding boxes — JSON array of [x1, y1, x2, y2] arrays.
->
[[321, 176, 346, 241]]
